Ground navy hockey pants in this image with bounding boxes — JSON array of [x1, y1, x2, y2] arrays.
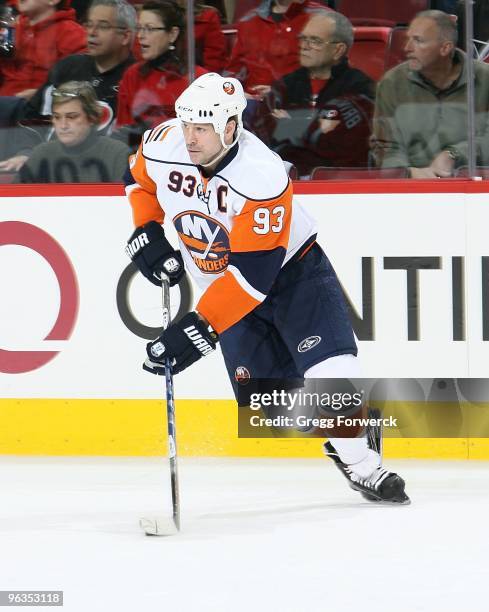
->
[[219, 242, 357, 401]]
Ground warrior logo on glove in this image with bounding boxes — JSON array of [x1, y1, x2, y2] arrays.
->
[[144, 312, 218, 375], [183, 325, 214, 356], [150, 341, 166, 358], [163, 257, 182, 275]]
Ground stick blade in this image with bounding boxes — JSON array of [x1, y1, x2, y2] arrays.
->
[[139, 516, 179, 536]]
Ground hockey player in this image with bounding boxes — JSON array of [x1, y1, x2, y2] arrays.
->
[[124, 72, 410, 504]]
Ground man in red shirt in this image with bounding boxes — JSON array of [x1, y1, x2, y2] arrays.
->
[[0, 0, 86, 98], [264, 11, 375, 176], [225, 0, 332, 95]]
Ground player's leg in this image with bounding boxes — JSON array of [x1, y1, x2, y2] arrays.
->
[[273, 243, 409, 503], [219, 301, 302, 404], [305, 354, 409, 504]]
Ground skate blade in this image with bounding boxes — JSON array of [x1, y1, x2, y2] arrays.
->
[[363, 496, 411, 506], [359, 491, 411, 505], [139, 516, 180, 536]]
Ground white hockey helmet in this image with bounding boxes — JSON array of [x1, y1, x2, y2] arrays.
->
[[175, 73, 247, 148]]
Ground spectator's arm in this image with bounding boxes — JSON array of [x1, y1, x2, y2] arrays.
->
[[449, 112, 489, 167], [18, 143, 50, 183], [115, 71, 134, 127], [26, 64, 60, 118], [15, 89, 37, 100], [370, 78, 409, 168], [0, 155, 29, 172], [112, 143, 132, 181], [18, 155, 37, 184]]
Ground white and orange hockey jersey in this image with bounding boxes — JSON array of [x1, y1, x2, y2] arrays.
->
[[126, 118, 317, 334]]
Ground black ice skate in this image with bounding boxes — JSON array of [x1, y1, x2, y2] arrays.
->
[[324, 441, 411, 505]]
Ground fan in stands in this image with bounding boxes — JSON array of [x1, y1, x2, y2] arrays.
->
[[251, 11, 375, 178], [372, 9, 489, 178], [224, 0, 334, 94]]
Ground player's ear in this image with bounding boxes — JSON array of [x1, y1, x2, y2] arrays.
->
[[225, 118, 237, 137]]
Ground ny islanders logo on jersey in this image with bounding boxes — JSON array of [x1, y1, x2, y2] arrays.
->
[[174, 211, 230, 274]]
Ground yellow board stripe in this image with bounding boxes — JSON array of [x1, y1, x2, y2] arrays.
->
[[0, 399, 488, 458]]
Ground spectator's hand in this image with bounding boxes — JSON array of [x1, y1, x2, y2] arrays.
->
[[318, 118, 341, 134], [410, 166, 438, 179], [15, 89, 37, 100], [429, 151, 455, 178], [247, 85, 271, 101], [0, 155, 28, 172], [271, 109, 291, 119]]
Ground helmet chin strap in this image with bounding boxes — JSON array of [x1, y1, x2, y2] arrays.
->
[[200, 129, 240, 169], [200, 144, 229, 169]]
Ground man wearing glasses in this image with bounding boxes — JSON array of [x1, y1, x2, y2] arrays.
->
[[256, 11, 374, 177], [372, 10, 489, 177], [225, 0, 333, 96], [25, 0, 137, 121]]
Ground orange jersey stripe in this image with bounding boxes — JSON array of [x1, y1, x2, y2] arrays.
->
[[127, 144, 164, 227], [231, 181, 293, 253], [129, 186, 164, 227], [197, 271, 261, 334], [159, 125, 175, 142]]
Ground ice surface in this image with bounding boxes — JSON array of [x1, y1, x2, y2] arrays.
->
[[0, 456, 487, 612]]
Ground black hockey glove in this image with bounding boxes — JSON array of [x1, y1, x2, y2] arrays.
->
[[143, 312, 218, 375], [125, 221, 185, 287]]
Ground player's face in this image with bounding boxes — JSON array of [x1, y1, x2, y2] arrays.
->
[[52, 99, 94, 147], [137, 10, 179, 61], [405, 18, 453, 72], [85, 6, 130, 59], [182, 122, 224, 166]]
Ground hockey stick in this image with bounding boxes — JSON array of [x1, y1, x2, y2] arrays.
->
[[140, 274, 181, 536]]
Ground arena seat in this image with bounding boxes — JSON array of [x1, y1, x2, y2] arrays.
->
[[349, 27, 391, 81], [338, 0, 429, 27], [310, 166, 409, 180], [385, 27, 408, 72], [221, 27, 238, 56], [288, 164, 298, 179], [455, 166, 489, 178]]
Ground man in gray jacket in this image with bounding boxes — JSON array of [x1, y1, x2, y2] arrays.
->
[[371, 10, 489, 178]]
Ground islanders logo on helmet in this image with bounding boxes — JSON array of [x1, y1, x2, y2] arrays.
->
[[173, 211, 230, 274], [223, 81, 235, 95]]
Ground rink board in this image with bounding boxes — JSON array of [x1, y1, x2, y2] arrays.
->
[[1, 397, 489, 459], [1, 181, 489, 458]]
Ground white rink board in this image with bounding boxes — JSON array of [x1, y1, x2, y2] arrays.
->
[[0, 191, 488, 399]]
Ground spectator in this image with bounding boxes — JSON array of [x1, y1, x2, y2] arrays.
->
[[0, 0, 136, 170], [116, 0, 206, 131], [225, 0, 332, 95], [192, 2, 226, 73], [371, 10, 489, 177], [19, 80, 130, 182], [0, 0, 87, 98], [259, 11, 375, 176], [24, 0, 137, 121]]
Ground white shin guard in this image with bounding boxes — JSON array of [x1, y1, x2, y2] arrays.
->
[[304, 354, 375, 473]]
